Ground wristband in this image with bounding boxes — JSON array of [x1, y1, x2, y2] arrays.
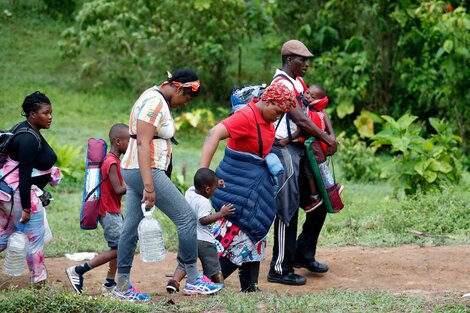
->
[[22, 208, 31, 213], [144, 188, 155, 193]]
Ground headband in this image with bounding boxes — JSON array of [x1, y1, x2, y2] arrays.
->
[[162, 71, 200, 92]]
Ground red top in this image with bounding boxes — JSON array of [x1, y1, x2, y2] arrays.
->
[[222, 100, 275, 158], [99, 153, 123, 216], [303, 110, 327, 152]]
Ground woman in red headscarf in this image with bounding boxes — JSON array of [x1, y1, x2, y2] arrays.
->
[[200, 81, 297, 292]]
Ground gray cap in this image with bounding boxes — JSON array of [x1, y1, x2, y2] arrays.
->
[[281, 40, 314, 57]]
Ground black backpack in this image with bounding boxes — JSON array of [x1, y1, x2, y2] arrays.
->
[[0, 122, 41, 229], [0, 122, 42, 171]]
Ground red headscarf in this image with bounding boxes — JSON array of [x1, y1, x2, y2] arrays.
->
[[261, 81, 297, 112]]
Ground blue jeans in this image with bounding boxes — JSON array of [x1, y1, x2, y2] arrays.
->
[[118, 168, 198, 285]]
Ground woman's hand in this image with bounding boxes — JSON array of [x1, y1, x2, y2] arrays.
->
[[20, 210, 31, 223], [142, 189, 155, 209]]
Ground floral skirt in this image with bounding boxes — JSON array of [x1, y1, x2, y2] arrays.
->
[[213, 218, 266, 266]]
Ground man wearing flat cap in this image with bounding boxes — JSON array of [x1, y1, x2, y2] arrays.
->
[[267, 39, 337, 286]]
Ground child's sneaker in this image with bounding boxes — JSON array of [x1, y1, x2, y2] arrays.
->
[[304, 196, 323, 213], [166, 279, 180, 294], [66, 266, 83, 294], [197, 274, 224, 290], [101, 283, 116, 295], [183, 277, 222, 295], [112, 285, 151, 302]]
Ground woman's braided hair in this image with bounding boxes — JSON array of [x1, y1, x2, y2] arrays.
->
[[22, 91, 51, 117]]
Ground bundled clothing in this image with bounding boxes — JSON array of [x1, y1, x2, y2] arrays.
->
[[0, 121, 62, 284]]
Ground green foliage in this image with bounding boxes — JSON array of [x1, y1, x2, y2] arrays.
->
[[353, 110, 383, 138], [384, 184, 470, 242], [43, 0, 76, 20], [336, 133, 382, 183], [46, 136, 84, 182], [392, 1, 470, 152], [59, 0, 264, 98], [371, 114, 463, 195], [174, 108, 216, 133]]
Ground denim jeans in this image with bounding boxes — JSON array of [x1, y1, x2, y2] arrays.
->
[[117, 168, 198, 289]]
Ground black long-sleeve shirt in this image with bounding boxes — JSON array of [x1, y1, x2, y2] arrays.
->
[[5, 121, 57, 209]]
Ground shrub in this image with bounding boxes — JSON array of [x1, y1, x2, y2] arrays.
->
[[371, 114, 463, 195], [336, 133, 382, 183], [47, 136, 84, 182], [43, 0, 76, 20]]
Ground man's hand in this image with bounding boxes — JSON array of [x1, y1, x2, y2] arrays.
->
[[278, 138, 290, 147], [326, 136, 338, 156]]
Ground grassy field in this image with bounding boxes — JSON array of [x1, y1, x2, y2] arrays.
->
[[1, 4, 469, 312]]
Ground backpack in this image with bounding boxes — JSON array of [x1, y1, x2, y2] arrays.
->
[[80, 138, 108, 230], [230, 84, 267, 114], [0, 122, 41, 230], [0, 122, 42, 168], [229, 73, 301, 114]]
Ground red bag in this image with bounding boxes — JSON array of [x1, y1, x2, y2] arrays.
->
[[326, 184, 344, 213]]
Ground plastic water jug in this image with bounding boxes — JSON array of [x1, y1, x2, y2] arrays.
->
[[138, 204, 165, 262], [318, 162, 335, 188], [3, 223, 27, 276]]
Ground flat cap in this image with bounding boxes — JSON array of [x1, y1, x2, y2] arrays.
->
[[281, 40, 314, 57]]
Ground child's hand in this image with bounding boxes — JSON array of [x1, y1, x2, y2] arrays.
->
[[218, 179, 226, 188], [220, 203, 235, 216]]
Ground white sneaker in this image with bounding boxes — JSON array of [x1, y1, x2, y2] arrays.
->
[[65, 266, 83, 294], [101, 284, 116, 295]]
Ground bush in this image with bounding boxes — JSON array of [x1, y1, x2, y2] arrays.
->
[[371, 114, 463, 195], [336, 133, 382, 183], [43, 0, 76, 20], [47, 136, 84, 182]]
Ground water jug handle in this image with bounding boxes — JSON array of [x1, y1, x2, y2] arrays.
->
[[141, 203, 155, 216]]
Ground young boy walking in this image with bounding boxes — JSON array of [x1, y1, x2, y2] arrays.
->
[[166, 168, 235, 294], [66, 123, 130, 294]]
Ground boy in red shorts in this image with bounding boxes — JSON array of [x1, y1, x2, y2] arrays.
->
[[66, 123, 129, 294]]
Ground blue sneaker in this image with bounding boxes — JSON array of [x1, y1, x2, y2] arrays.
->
[[113, 285, 151, 302], [184, 277, 222, 295]]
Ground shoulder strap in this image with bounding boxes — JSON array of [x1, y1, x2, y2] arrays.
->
[[12, 125, 42, 150], [247, 104, 263, 158], [84, 175, 109, 202]]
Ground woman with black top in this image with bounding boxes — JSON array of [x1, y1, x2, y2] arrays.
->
[[0, 91, 61, 286]]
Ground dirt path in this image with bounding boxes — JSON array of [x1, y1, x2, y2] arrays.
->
[[1, 244, 469, 298]]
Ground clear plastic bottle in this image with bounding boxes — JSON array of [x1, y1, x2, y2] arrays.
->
[[138, 204, 165, 262], [3, 223, 27, 276], [318, 161, 335, 188]]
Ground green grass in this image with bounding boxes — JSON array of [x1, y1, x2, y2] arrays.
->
[[0, 288, 468, 313]]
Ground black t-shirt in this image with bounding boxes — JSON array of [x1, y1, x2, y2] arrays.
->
[[5, 121, 57, 209]]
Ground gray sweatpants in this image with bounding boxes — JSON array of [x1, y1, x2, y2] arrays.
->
[[117, 168, 198, 290]]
